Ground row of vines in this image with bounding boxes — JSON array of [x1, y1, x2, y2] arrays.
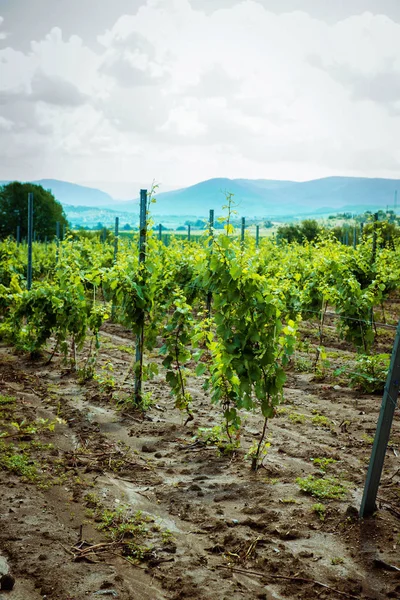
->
[[1, 202, 399, 469]]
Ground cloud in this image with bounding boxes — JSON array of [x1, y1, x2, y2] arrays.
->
[[30, 70, 89, 106], [1, 1, 400, 185]]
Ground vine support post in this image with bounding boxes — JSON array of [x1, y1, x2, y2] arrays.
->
[[360, 319, 400, 518], [372, 212, 378, 264], [134, 189, 147, 404], [113, 217, 119, 263], [158, 223, 162, 241], [241, 217, 245, 243], [353, 225, 357, 249], [27, 192, 33, 290], [56, 221, 60, 262], [62, 223, 66, 240], [206, 209, 214, 319], [256, 225, 260, 247], [111, 217, 119, 321], [16, 225, 20, 246], [188, 224, 191, 242]]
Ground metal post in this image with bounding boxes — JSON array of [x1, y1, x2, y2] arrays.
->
[[372, 213, 378, 264], [241, 217, 245, 243], [113, 217, 119, 263], [158, 223, 162, 241], [62, 223, 66, 240], [206, 209, 214, 319], [134, 190, 147, 403], [188, 224, 191, 242], [27, 193, 33, 290], [256, 225, 260, 247], [33, 231, 37, 243], [353, 225, 357, 249], [360, 319, 400, 517], [209, 209, 214, 244], [16, 225, 20, 246], [56, 221, 60, 262], [111, 217, 119, 322]]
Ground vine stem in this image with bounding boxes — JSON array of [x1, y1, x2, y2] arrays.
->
[[251, 415, 268, 471]]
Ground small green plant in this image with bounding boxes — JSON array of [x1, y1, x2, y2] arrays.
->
[[94, 362, 116, 392], [311, 414, 333, 429], [362, 433, 374, 445], [296, 475, 348, 500], [312, 502, 326, 520], [0, 451, 38, 481], [337, 354, 390, 393], [311, 457, 337, 471], [245, 439, 271, 466], [196, 424, 240, 455], [0, 394, 16, 405], [331, 557, 344, 565], [289, 412, 307, 424], [294, 357, 313, 372]]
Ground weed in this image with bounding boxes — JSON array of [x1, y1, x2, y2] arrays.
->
[[296, 475, 348, 500], [197, 425, 240, 455], [295, 357, 313, 372], [245, 439, 271, 465], [0, 394, 16, 405], [311, 457, 337, 471], [362, 434, 374, 445], [331, 557, 344, 565], [312, 503, 326, 520], [346, 354, 390, 394], [311, 414, 333, 429], [0, 451, 38, 481], [289, 412, 307, 424]]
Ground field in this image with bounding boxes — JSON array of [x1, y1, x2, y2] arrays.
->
[[0, 225, 399, 599]]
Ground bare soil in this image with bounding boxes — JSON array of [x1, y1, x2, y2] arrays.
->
[[0, 321, 399, 600]]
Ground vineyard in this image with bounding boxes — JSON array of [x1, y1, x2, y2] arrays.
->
[[0, 202, 400, 600]]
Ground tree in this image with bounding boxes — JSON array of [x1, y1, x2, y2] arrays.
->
[[0, 182, 68, 240]]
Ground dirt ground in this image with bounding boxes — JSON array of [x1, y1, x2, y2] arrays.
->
[[0, 320, 399, 600]]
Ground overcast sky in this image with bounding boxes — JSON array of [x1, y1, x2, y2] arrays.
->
[[1, 0, 400, 194]]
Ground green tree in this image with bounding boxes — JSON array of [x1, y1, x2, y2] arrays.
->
[[0, 182, 68, 240]]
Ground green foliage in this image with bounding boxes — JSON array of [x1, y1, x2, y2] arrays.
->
[[346, 353, 390, 393], [311, 457, 337, 471], [0, 181, 68, 240], [277, 219, 323, 244], [312, 502, 326, 520], [196, 424, 240, 455], [296, 475, 348, 499]]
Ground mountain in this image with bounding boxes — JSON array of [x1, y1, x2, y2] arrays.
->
[[1, 176, 399, 218], [0, 179, 114, 207], [112, 176, 400, 217]]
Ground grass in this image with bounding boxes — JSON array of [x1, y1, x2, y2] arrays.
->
[[296, 475, 348, 500], [0, 394, 16, 406]]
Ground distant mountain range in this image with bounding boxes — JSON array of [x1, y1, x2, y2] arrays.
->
[[1, 176, 399, 219]]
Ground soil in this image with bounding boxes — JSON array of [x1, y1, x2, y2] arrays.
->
[[0, 320, 399, 600]]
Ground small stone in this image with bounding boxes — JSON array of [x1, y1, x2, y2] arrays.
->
[[189, 484, 202, 492], [0, 573, 15, 591], [141, 444, 157, 453], [154, 452, 163, 458]]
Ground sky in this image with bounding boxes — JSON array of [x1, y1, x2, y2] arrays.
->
[[1, 0, 400, 195]]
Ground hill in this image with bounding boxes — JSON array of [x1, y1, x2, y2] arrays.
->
[[0, 179, 114, 208], [2, 176, 399, 219], [112, 176, 400, 217]]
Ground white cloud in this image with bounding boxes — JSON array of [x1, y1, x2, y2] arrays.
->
[[1, 2, 400, 186]]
